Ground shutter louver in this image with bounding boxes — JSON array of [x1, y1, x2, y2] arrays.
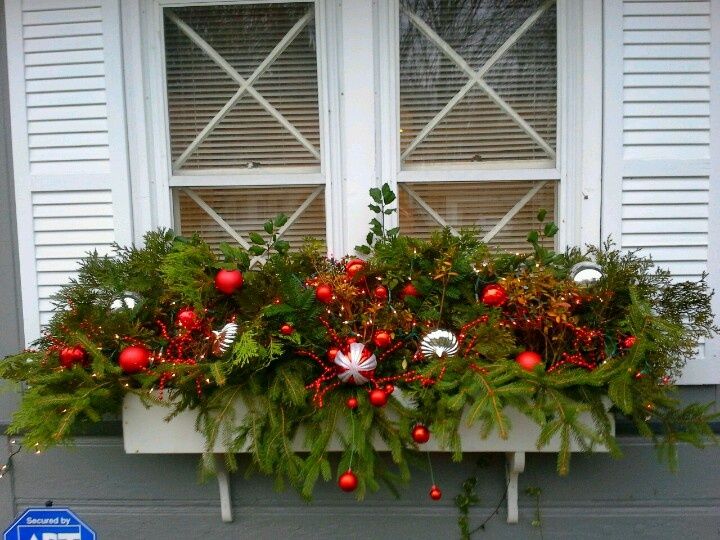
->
[[7, 0, 133, 341]]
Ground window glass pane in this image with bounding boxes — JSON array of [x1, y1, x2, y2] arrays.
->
[[399, 0, 557, 167], [399, 181, 556, 251], [164, 3, 320, 172], [175, 186, 326, 251]]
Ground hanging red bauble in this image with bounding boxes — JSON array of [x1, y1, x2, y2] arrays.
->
[[373, 330, 392, 348], [176, 307, 199, 329], [280, 324, 294, 335], [622, 335, 637, 349], [516, 350, 543, 371], [480, 283, 508, 307], [59, 346, 88, 369], [401, 283, 420, 299], [338, 469, 358, 492], [429, 485, 442, 500], [369, 388, 388, 407], [384, 384, 395, 395], [214, 269, 243, 295], [315, 284, 334, 303], [327, 347, 340, 361], [345, 258, 365, 279], [411, 424, 430, 444], [346, 397, 359, 410], [373, 285, 388, 300], [118, 345, 151, 374]]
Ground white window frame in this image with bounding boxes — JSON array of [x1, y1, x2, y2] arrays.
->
[[122, 0, 602, 255]]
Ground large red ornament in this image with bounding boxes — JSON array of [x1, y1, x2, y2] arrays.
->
[[373, 330, 392, 348], [369, 387, 388, 407], [315, 284, 334, 303], [480, 283, 508, 307], [345, 258, 365, 279], [401, 283, 420, 299], [59, 346, 88, 369], [516, 350, 543, 371], [214, 269, 243, 295], [176, 307, 199, 329], [373, 285, 388, 301], [429, 485, 442, 500], [119, 345, 151, 374], [338, 469, 358, 492], [280, 324, 294, 335], [412, 424, 430, 444]]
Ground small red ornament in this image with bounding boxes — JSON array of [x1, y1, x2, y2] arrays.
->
[[280, 324, 294, 335], [369, 388, 389, 407], [118, 345, 151, 374], [373, 285, 388, 300], [345, 258, 365, 279], [401, 283, 420, 299], [373, 330, 392, 348], [346, 397, 359, 410], [516, 350, 543, 371], [328, 347, 340, 361], [480, 283, 508, 307], [338, 469, 358, 492], [411, 424, 430, 444], [315, 284, 334, 303], [622, 335, 637, 349], [429, 485, 442, 501], [176, 307, 199, 329], [215, 269, 244, 295], [59, 346, 88, 369], [384, 384, 395, 395]]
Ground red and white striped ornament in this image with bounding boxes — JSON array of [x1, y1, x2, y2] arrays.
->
[[334, 342, 377, 385]]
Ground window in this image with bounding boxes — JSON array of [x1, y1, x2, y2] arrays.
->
[[160, 1, 327, 253]]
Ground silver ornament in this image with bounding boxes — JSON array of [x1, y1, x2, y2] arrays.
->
[[569, 262, 604, 285], [335, 342, 377, 385], [420, 330, 459, 359], [110, 292, 141, 311], [212, 323, 238, 356]]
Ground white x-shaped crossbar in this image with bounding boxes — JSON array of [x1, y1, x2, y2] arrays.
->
[[166, 8, 319, 171], [400, 0, 556, 162]]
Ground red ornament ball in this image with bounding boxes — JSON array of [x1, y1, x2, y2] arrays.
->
[[481, 283, 508, 307], [401, 283, 420, 299], [280, 324, 294, 335], [59, 346, 88, 369], [176, 307, 199, 329], [622, 335, 637, 349], [429, 485, 442, 501], [118, 345, 151, 374], [411, 424, 431, 444], [384, 383, 395, 395], [369, 388, 389, 407], [315, 284, 334, 304], [215, 269, 244, 295], [346, 397, 359, 410], [373, 285, 388, 301], [327, 347, 340, 361], [373, 330, 392, 348], [516, 350, 543, 372], [338, 470, 358, 492], [345, 258, 365, 279]]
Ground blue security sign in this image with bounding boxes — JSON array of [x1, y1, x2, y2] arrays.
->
[[4, 508, 96, 540]]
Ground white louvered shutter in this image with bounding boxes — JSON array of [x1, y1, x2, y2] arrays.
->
[[5, 0, 133, 341], [603, 0, 718, 383]]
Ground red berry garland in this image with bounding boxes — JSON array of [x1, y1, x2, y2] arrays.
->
[[118, 345, 151, 374], [338, 470, 358, 492], [214, 269, 243, 295]]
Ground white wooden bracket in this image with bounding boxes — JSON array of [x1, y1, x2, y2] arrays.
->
[[215, 454, 233, 523], [505, 451, 525, 524]]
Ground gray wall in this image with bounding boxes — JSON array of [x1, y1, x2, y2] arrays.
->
[[0, 4, 718, 540]]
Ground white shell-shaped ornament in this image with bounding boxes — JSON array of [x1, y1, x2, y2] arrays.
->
[[335, 342, 377, 385], [420, 330, 459, 359], [570, 262, 604, 285], [212, 323, 238, 356]]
